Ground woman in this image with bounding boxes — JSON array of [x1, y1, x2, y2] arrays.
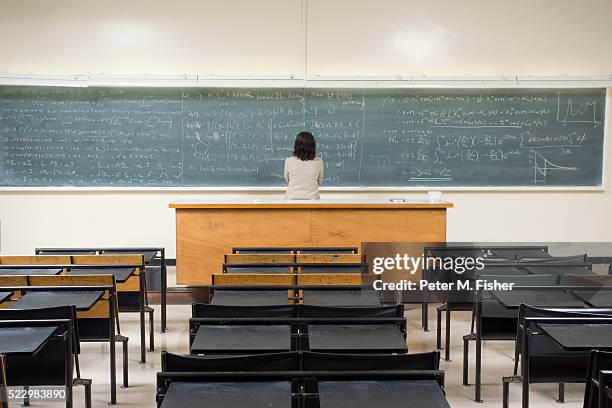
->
[[284, 131, 324, 200]]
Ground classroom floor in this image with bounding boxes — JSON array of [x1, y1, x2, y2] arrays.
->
[[29, 269, 586, 407]]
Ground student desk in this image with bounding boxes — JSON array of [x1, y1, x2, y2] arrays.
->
[[210, 290, 289, 306], [538, 324, 612, 351], [10, 291, 104, 311], [307, 324, 407, 353], [0, 293, 11, 303], [491, 289, 586, 309], [170, 199, 452, 285], [0, 326, 58, 355], [318, 380, 449, 408], [302, 290, 381, 306], [160, 381, 292, 408], [191, 325, 292, 354]]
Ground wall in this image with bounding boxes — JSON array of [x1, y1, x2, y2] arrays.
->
[[1, 0, 611, 257]]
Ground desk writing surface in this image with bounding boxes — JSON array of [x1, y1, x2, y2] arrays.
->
[[0, 326, 57, 355], [300, 265, 363, 274], [67, 267, 134, 282], [170, 199, 453, 209], [524, 265, 594, 275], [538, 324, 612, 351], [318, 380, 449, 408], [302, 290, 381, 307], [572, 290, 612, 307], [307, 324, 407, 353], [102, 250, 156, 263], [492, 249, 552, 259], [160, 381, 292, 408], [0, 292, 12, 303], [10, 291, 104, 311], [210, 291, 289, 306], [0, 268, 62, 276], [472, 266, 529, 277], [225, 266, 293, 274], [491, 289, 586, 309], [191, 325, 291, 354]]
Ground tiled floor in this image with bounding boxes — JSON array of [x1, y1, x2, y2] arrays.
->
[[19, 304, 586, 407]]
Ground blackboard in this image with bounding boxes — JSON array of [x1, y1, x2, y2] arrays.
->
[[0, 86, 606, 188]]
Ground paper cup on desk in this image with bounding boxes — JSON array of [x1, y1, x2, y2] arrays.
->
[[427, 191, 442, 203]]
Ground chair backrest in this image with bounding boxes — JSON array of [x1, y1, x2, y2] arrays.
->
[[161, 351, 300, 372], [225, 254, 295, 264], [0, 255, 71, 265], [71, 254, 144, 266], [212, 274, 295, 286], [584, 351, 612, 408], [296, 254, 361, 264], [28, 274, 113, 287], [192, 303, 296, 318], [0, 275, 28, 287], [297, 274, 363, 286], [298, 304, 403, 318], [523, 254, 588, 264], [302, 351, 440, 371]]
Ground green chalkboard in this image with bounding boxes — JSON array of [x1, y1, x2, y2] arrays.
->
[[0, 86, 605, 187]]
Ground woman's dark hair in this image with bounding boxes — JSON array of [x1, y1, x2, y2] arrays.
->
[[293, 131, 316, 161]]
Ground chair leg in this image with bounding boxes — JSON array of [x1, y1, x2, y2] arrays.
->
[[502, 376, 522, 408], [436, 306, 443, 350], [557, 383, 565, 403], [23, 385, 30, 407], [422, 301, 429, 332], [84, 381, 92, 408], [475, 335, 482, 402], [116, 335, 129, 388], [74, 378, 92, 408], [445, 308, 451, 361], [463, 334, 475, 386], [147, 307, 155, 351], [503, 378, 510, 408]]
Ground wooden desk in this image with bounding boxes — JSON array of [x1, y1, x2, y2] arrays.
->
[[169, 200, 452, 285]]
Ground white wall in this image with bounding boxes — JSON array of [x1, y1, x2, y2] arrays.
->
[[1, 0, 611, 257]]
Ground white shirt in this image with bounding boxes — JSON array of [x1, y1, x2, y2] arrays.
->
[[284, 156, 324, 200]]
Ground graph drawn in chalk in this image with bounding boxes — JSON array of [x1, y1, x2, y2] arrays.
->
[[531, 150, 578, 183], [557, 92, 601, 127]]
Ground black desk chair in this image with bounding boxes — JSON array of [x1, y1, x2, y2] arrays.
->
[[2, 274, 126, 405], [463, 274, 558, 402], [157, 351, 445, 408], [503, 305, 612, 408], [584, 350, 612, 408], [0, 306, 91, 408]]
